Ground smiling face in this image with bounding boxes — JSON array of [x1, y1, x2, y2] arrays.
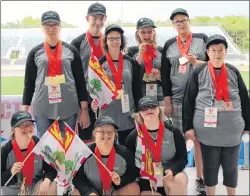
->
[[13, 121, 35, 139], [86, 14, 106, 33], [172, 14, 190, 35], [42, 22, 61, 41], [93, 124, 116, 145], [137, 26, 155, 44], [139, 105, 160, 122], [207, 43, 227, 65], [106, 31, 122, 52]]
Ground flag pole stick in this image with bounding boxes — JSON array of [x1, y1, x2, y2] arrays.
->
[[149, 180, 155, 196], [63, 121, 111, 175], [4, 144, 35, 186], [5, 117, 61, 186]]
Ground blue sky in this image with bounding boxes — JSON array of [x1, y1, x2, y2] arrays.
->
[[1, 1, 249, 27]]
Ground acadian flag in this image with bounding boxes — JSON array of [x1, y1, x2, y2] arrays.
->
[[134, 122, 156, 183], [87, 55, 118, 109], [63, 122, 93, 185], [33, 120, 66, 184]]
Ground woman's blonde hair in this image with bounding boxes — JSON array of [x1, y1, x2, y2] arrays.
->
[[9, 128, 15, 139], [132, 106, 166, 126]]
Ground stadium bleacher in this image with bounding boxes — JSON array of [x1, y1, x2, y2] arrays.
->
[[1, 26, 246, 63]]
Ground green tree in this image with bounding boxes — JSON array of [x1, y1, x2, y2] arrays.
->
[[53, 151, 65, 165], [89, 79, 102, 97], [65, 160, 74, 175]]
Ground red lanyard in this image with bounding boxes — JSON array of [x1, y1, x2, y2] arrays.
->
[[141, 121, 164, 162], [106, 52, 123, 90], [177, 32, 192, 57], [208, 61, 229, 102], [12, 139, 35, 186], [44, 40, 62, 77], [86, 30, 103, 58], [95, 146, 116, 191], [143, 44, 157, 74]]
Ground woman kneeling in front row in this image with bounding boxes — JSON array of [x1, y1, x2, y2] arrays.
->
[[126, 96, 188, 195], [72, 115, 140, 195]]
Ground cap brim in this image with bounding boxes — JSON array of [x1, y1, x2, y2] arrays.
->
[[170, 12, 189, 20], [206, 39, 228, 49], [42, 19, 60, 24], [139, 102, 159, 111], [105, 27, 124, 35], [138, 24, 157, 29], [88, 12, 106, 16], [95, 122, 119, 129], [13, 119, 36, 128]]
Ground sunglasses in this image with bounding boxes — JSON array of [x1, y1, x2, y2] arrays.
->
[[140, 105, 157, 112]]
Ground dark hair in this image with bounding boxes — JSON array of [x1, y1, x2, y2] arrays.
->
[[103, 31, 127, 52]]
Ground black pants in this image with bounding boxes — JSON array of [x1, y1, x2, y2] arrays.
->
[[78, 103, 96, 141], [200, 142, 241, 188]]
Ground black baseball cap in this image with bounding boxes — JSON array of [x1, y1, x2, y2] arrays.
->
[[41, 10, 60, 24], [138, 96, 159, 111], [11, 111, 36, 128], [206, 34, 228, 49], [170, 8, 189, 20], [87, 2, 106, 16], [94, 116, 119, 129], [136, 18, 157, 29], [105, 24, 124, 35]]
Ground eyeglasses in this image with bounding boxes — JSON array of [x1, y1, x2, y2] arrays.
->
[[140, 105, 157, 112], [43, 23, 59, 29], [18, 122, 34, 128], [107, 37, 121, 41], [139, 30, 153, 35], [173, 18, 189, 26], [96, 130, 115, 135]]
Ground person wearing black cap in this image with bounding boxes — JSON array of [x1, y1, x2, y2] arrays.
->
[[125, 96, 188, 195], [161, 8, 209, 194], [1, 111, 57, 195], [183, 34, 250, 195], [91, 24, 142, 145], [21, 10, 90, 138], [72, 115, 140, 196], [71, 2, 107, 142], [127, 18, 164, 106]]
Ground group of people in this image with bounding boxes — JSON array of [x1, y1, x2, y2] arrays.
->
[[1, 2, 249, 196]]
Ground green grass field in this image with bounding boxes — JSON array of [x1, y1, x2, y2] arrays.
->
[[1, 71, 249, 95]]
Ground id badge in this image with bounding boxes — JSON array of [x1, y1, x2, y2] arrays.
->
[[178, 64, 187, 73], [146, 84, 157, 97], [223, 101, 233, 111], [45, 76, 58, 86], [48, 85, 62, 104], [56, 74, 66, 84], [153, 162, 163, 187], [121, 93, 130, 113], [179, 56, 188, 65], [204, 107, 217, 128], [143, 73, 150, 82]]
